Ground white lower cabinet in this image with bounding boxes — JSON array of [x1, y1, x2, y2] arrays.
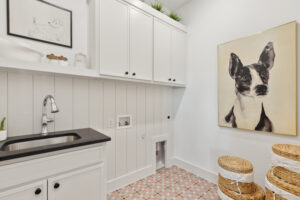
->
[[48, 164, 103, 200], [0, 146, 106, 200], [0, 181, 47, 200]]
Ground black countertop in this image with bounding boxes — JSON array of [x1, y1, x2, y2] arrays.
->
[[0, 128, 111, 162]]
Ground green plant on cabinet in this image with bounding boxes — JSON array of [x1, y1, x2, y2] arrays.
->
[[169, 12, 181, 21], [0, 117, 6, 131], [151, 2, 163, 12]]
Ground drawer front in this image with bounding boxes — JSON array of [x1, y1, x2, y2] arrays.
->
[[0, 180, 47, 200], [0, 146, 104, 190]]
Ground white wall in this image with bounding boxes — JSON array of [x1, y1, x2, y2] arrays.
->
[[174, 0, 300, 186]]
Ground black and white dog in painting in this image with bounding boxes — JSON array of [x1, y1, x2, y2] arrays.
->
[[225, 42, 275, 132]]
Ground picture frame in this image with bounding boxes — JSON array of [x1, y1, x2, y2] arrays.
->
[[7, 0, 73, 48], [218, 21, 297, 136]]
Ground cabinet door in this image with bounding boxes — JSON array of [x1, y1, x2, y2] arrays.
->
[[171, 29, 186, 84], [154, 19, 172, 83], [0, 181, 47, 200], [130, 7, 153, 81], [100, 0, 129, 77], [48, 164, 104, 200]]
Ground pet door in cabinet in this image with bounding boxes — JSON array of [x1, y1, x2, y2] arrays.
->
[[156, 141, 166, 170]]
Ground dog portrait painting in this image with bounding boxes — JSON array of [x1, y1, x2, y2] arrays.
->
[[218, 21, 297, 136]]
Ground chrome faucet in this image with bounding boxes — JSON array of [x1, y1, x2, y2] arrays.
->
[[42, 95, 59, 135]]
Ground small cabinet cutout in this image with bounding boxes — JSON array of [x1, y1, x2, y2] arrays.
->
[[117, 115, 132, 129]]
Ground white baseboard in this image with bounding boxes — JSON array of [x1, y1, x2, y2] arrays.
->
[[107, 165, 155, 193], [172, 157, 218, 184]]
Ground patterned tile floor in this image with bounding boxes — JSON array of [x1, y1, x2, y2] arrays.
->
[[108, 166, 218, 200]]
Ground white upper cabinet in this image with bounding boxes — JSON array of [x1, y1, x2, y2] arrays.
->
[[99, 0, 186, 85], [129, 7, 153, 81], [154, 19, 172, 83], [100, 0, 129, 77], [154, 19, 186, 84], [171, 29, 186, 84]]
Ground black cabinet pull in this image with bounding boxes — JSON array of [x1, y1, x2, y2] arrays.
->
[[132, 72, 136, 76], [54, 183, 60, 189], [35, 188, 42, 195], [168, 78, 172, 81], [125, 71, 129, 75], [167, 116, 170, 119], [173, 79, 176, 82]]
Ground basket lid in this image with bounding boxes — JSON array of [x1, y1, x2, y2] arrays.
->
[[272, 144, 300, 162], [218, 156, 253, 173]]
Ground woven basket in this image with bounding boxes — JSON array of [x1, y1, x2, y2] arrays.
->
[[265, 187, 287, 200], [272, 144, 300, 162], [218, 156, 253, 173], [273, 166, 300, 187], [266, 169, 300, 196], [218, 183, 265, 200], [218, 174, 255, 194]]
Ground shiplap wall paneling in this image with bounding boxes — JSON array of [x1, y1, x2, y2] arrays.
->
[[54, 76, 73, 131], [103, 81, 116, 180], [89, 80, 104, 130], [153, 86, 162, 136], [115, 83, 127, 177], [126, 83, 137, 173], [33, 74, 54, 134], [8, 73, 33, 137], [73, 78, 89, 129], [136, 85, 147, 169], [145, 86, 155, 166], [161, 87, 170, 135], [166, 88, 174, 161], [0, 72, 7, 130]]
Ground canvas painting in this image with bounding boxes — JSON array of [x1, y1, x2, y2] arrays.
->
[[218, 21, 297, 136], [7, 0, 72, 48]]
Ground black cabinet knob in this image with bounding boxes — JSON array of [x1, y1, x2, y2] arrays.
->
[[54, 183, 60, 189], [173, 79, 176, 82], [125, 71, 129, 75], [167, 116, 170, 119], [132, 72, 136, 76], [35, 188, 42, 195], [168, 78, 172, 81]]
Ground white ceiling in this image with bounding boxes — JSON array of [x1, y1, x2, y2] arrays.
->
[[145, 0, 192, 11]]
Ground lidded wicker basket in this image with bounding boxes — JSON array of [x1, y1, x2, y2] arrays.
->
[[218, 182, 265, 200], [218, 156, 256, 194], [266, 169, 300, 199], [273, 166, 300, 187], [271, 144, 300, 187]]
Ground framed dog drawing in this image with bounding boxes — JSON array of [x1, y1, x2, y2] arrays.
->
[[218, 21, 297, 136]]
